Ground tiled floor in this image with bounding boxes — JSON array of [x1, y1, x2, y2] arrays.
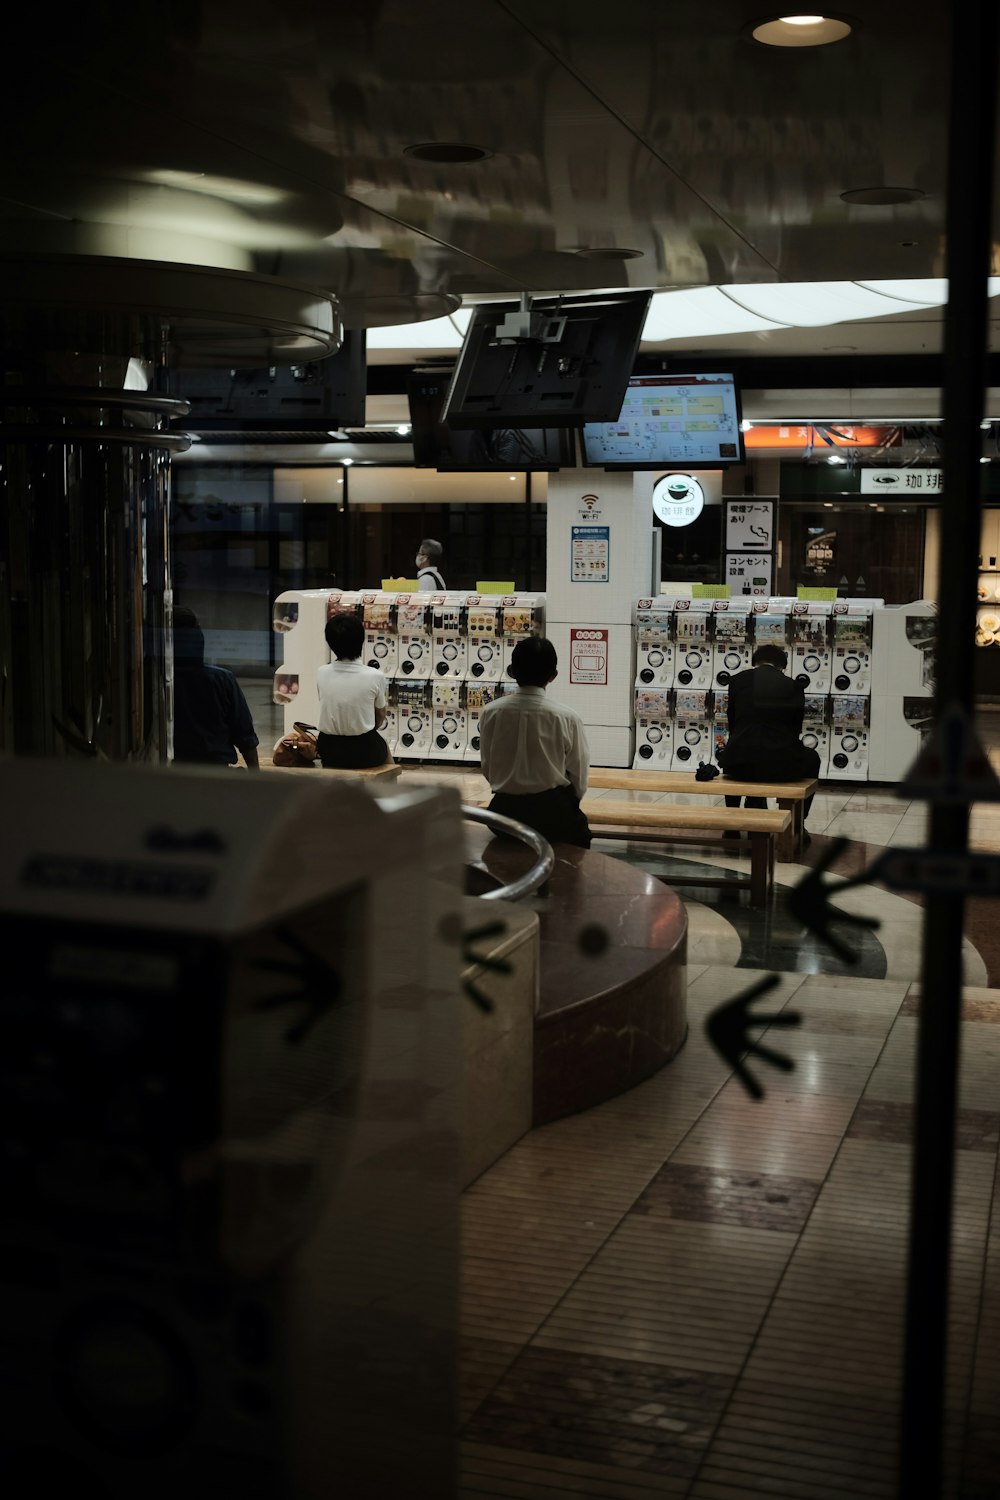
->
[[250, 683, 1000, 1495]]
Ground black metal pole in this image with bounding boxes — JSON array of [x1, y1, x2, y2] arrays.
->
[[900, 3, 998, 1493]]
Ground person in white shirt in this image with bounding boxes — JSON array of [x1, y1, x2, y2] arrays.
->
[[416, 538, 446, 591], [316, 612, 390, 768], [479, 636, 591, 849]]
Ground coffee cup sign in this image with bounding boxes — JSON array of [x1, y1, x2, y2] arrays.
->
[[653, 473, 705, 527]]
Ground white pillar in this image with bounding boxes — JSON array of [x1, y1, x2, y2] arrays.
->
[[544, 468, 655, 767]]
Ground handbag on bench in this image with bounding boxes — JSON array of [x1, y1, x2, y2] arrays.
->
[[272, 721, 319, 768]]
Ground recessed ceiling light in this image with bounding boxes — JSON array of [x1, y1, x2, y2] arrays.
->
[[404, 142, 492, 164], [396, 424, 411, 435], [827, 454, 845, 465], [573, 246, 644, 260], [342, 457, 354, 466], [749, 13, 853, 47], [841, 185, 926, 205]]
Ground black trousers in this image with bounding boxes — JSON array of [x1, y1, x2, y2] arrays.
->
[[723, 744, 821, 821], [488, 785, 592, 850], [317, 728, 389, 769]]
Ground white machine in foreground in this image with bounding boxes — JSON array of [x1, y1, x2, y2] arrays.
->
[[0, 760, 462, 1497]]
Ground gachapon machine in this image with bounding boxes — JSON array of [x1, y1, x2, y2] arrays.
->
[[802, 693, 831, 777], [393, 677, 433, 757], [271, 587, 340, 732], [633, 597, 675, 689], [670, 689, 713, 769], [711, 600, 753, 687], [465, 681, 499, 761], [673, 599, 713, 690], [751, 599, 795, 656], [395, 594, 433, 679], [466, 597, 504, 681], [501, 595, 545, 675], [790, 601, 833, 694], [632, 687, 673, 767], [711, 688, 728, 765], [431, 593, 469, 680], [361, 592, 398, 677], [830, 600, 880, 695], [431, 679, 468, 760], [828, 694, 870, 780], [382, 677, 400, 757]]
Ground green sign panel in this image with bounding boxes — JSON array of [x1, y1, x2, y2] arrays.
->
[[692, 583, 731, 599], [797, 586, 838, 601]]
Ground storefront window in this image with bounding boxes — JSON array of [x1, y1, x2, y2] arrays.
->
[[777, 504, 926, 603]]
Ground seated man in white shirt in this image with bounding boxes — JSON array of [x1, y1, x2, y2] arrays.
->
[[316, 612, 390, 768], [479, 636, 591, 850]]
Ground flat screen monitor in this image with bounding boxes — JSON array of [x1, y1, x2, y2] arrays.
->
[[582, 372, 744, 468], [407, 369, 572, 470], [164, 331, 367, 428], [440, 291, 651, 429]]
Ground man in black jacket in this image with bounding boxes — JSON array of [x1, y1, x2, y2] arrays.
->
[[720, 643, 820, 830]]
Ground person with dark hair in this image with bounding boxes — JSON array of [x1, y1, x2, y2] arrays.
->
[[316, 611, 390, 768], [478, 636, 591, 849], [415, 538, 446, 591], [171, 605, 260, 768], [720, 642, 821, 833]]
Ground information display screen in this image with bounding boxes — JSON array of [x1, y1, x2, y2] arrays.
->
[[582, 373, 743, 467]]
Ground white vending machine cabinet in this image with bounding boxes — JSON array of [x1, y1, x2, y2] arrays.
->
[[272, 587, 340, 733], [712, 600, 754, 687], [751, 599, 795, 655], [671, 689, 713, 768], [828, 695, 871, 780], [394, 678, 434, 757], [431, 594, 469, 680], [802, 693, 831, 777], [501, 595, 545, 675], [791, 601, 833, 694], [395, 595, 434, 680], [830, 600, 880, 695], [465, 682, 499, 760], [383, 679, 400, 758], [465, 597, 504, 682], [673, 599, 714, 690], [711, 689, 729, 766], [361, 592, 398, 677], [633, 598, 675, 689], [431, 680, 468, 760], [633, 688, 674, 767], [870, 600, 937, 781]]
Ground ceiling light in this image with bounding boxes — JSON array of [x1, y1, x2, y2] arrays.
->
[[982, 419, 993, 430], [396, 424, 411, 435], [509, 475, 517, 481], [823, 502, 835, 507], [342, 457, 354, 466], [981, 457, 991, 464], [827, 454, 845, 465], [741, 419, 753, 431], [749, 14, 853, 47], [841, 185, 925, 206], [404, 142, 492, 163], [573, 246, 644, 261]]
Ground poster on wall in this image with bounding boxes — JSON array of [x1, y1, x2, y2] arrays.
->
[[725, 499, 775, 550], [569, 627, 609, 685], [571, 525, 610, 582], [725, 551, 774, 596]]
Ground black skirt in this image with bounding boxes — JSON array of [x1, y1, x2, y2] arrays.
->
[[487, 784, 591, 850], [317, 728, 390, 769]]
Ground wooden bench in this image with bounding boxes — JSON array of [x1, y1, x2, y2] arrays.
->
[[260, 756, 402, 782], [581, 797, 791, 907], [588, 767, 817, 862]]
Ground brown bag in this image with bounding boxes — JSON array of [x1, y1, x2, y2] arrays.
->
[[272, 721, 319, 768]]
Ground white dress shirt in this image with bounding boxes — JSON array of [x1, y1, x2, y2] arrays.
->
[[316, 660, 386, 735], [479, 687, 589, 799], [417, 567, 445, 592]]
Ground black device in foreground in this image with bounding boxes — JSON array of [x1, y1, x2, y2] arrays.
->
[[440, 291, 651, 429], [163, 330, 367, 429], [582, 372, 744, 468], [407, 368, 573, 469]]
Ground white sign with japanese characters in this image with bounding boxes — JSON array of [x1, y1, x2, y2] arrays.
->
[[725, 551, 774, 596], [725, 499, 775, 549], [860, 469, 943, 494], [652, 473, 705, 527]]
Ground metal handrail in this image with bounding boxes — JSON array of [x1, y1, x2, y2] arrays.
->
[[461, 805, 554, 902]]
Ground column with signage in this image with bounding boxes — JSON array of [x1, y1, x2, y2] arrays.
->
[[545, 471, 655, 765]]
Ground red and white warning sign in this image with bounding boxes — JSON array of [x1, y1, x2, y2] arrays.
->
[[569, 627, 609, 685]]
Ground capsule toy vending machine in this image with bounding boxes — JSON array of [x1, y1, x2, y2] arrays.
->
[[465, 681, 499, 761], [828, 694, 871, 780], [394, 678, 434, 759], [830, 599, 881, 695], [395, 593, 434, 682], [501, 595, 546, 675], [361, 591, 398, 678], [465, 596, 504, 682], [869, 601, 937, 781], [711, 688, 729, 766], [751, 598, 796, 659], [272, 588, 341, 733], [633, 597, 675, 689], [711, 599, 754, 688], [790, 600, 833, 694], [431, 593, 469, 681], [633, 688, 674, 767], [431, 680, 468, 760], [802, 693, 831, 777], [672, 598, 714, 690], [670, 689, 713, 769]]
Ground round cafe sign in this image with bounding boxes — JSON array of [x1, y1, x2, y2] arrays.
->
[[652, 473, 705, 527]]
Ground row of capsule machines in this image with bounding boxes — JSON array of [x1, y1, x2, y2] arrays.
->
[[271, 589, 544, 761], [632, 596, 884, 778]]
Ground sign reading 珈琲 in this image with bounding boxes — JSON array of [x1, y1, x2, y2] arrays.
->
[[860, 468, 943, 495]]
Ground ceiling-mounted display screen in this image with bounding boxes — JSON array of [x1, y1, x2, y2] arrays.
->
[[407, 369, 572, 470], [164, 331, 367, 429], [440, 291, 651, 429], [582, 372, 744, 468]]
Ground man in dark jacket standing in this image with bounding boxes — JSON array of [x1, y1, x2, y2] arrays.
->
[[720, 643, 820, 828]]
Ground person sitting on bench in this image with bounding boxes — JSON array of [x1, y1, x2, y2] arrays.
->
[[316, 612, 390, 769], [720, 643, 820, 836]]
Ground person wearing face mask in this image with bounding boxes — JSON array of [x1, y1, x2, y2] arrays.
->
[[415, 538, 446, 591]]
